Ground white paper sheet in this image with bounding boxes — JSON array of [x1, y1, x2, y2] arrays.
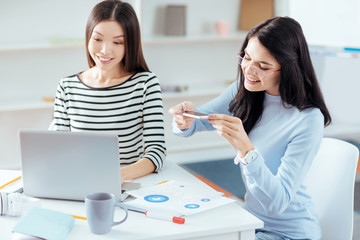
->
[[126, 180, 235, 216]]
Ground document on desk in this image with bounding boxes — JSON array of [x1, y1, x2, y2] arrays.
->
[[0, 169, 23, 193], [126, 180, 235, 216]]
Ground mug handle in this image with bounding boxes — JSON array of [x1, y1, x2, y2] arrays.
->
[[112, 202, 129, 226]]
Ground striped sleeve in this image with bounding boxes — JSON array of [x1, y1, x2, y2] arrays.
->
[[142, 73, 166, 170], [53, 78, 71, 131]]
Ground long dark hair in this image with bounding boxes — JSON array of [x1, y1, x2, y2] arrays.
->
[[229, 17, 331, 133], [85, 0, 149, 72]]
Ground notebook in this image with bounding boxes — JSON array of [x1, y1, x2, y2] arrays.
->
[[12, 206, 75, 240], [18, 129, 124, 201]]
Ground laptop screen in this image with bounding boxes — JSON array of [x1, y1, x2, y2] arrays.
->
[[19, 130, 123, 201]]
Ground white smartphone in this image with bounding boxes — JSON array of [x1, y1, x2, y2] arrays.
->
[[182, 111, 209, 119]]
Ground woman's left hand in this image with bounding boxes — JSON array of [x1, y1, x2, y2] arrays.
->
[[208, 114, 254, 157]]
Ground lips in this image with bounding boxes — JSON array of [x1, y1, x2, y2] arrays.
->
[[246, 76, 261, 84], [97, 56, 113, 64]]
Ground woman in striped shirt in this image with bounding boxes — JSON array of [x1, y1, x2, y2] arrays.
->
[[53, 0, 166, 183]]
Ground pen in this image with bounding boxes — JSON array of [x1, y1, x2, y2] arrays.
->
[[72, 214, 87, 220], [0, 176, 21, 190], [156, 180, 168, 185], [145, 209, 185, 224], [119, 203, 185, 224]]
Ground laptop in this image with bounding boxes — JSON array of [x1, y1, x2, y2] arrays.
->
[[18, 129, 125, 201]]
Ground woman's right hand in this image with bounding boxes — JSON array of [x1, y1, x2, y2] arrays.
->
[[168, 101, 196, 130]]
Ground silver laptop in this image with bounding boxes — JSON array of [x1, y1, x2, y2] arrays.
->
[[19, 129, 124, 201]]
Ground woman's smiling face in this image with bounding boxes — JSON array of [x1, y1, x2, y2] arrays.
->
[[88, 20, 125, 72], [241, 37, 282, 96]]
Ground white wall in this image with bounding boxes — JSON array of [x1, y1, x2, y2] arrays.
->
[[1, 0, 359, 169], [289, 0, 360, 47]]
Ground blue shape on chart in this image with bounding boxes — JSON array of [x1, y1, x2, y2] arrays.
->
[[185, 204, 200, 209], [144, 195, 169, 203], [201, 198, 211, 202], [180, 185, 184, 187]]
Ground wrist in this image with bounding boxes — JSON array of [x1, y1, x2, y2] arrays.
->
[[234, 148, 258, 165]]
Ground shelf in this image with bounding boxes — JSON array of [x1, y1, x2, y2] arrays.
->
[[162, 88, 224, 100], [0, 98, 53, 112], [0, 90, 223, 111], [143, 31, 248, 45], [0, 39, 85, 52], [0, 32, 247, 52], [0, 83, 232, 111]]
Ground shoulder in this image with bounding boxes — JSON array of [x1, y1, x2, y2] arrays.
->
[[299, 108, 323, 125], [131, 71, 158, 81], [59, 73, 81, 86], [292, 107, 324, 138], [229, 80, 239, 95], [128, 72, 161, 93], [132, 71, 160, 87], [220, 80, 239, 100]]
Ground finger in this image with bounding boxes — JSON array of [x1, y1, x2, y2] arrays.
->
[[212, 123, 236, 137], [174, 115, 191, 126], [209, 114, 241, 124], [182, 101, 196, 112], [213, 125, 240, 150], [211, 117, 242, 133], [174, 114, 185, 121], [169, 103, 185, 115], [175, 118, 193, 129], [174, 115, 185, 124]]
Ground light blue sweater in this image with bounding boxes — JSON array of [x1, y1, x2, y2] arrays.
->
[[173, 81, 323, 239]]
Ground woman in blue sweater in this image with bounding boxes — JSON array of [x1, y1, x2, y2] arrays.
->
[[169, 17, 331, 240]]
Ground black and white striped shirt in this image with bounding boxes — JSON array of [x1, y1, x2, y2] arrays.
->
[[53, 71, 166, 170]]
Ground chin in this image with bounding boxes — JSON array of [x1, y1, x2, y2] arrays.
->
[[244, 84, 260, 92]]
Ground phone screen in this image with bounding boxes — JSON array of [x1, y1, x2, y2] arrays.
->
[[182, 111, 209, 119]]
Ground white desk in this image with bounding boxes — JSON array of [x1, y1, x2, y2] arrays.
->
[[0, 161, 263, 240]]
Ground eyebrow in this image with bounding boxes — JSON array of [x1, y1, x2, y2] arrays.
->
[[93, 31, 124, 38], [244, 50, 274, 66]]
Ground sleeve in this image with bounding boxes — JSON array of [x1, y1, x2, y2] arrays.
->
[[53, 80, 71, 131], [242, 110, 324, 216], [172, 80, 239, 137], [142, 73, 166, 171]]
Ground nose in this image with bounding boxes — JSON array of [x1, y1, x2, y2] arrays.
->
[[242, 63, 254, 75], [100, 42, 111, 54], [243, 63, 260, 78]]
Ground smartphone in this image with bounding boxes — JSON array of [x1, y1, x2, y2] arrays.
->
[[122, 181, 141, 191], [182, 111, 209, 119]]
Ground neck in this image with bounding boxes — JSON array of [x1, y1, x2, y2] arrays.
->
[[92, 65, 125, 83]]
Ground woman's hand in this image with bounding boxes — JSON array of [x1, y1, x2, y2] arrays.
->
[[208, 114, 254, 157], [120, 158, 156, 184], [168, 101, 196, 130]]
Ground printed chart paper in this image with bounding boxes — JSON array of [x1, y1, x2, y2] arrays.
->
[[127, 180, 235, 216]]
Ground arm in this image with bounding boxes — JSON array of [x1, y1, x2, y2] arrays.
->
[[53, 79, 70, 131], [120, 158, 155, 183], [121, 73, 166, 182], [242, 113, 324, 215], [209, 109, 324, 215]]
